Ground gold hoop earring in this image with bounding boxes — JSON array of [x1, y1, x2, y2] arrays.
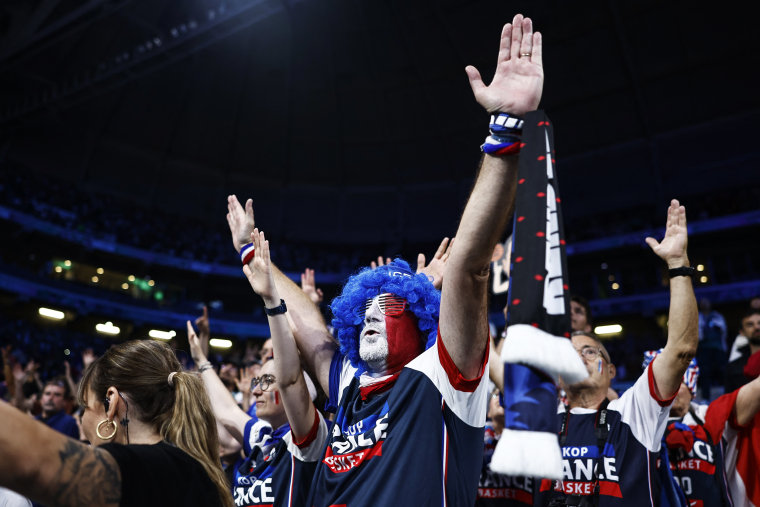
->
[[96, 419, 118, 440]]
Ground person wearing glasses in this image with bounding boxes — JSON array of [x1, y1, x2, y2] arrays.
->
[[188, 228, 327, 507], [225, 13, 544, 506], [537, 200, 699, 507]]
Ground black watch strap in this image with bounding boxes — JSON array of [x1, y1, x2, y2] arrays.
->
[[264, 299, 287, 316], [668, 266, 696, 279]]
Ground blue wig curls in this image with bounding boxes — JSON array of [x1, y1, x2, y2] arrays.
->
[[330, 259, 441, 374]]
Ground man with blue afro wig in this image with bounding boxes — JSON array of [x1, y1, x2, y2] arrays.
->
[[224, 13, 545, 506], [330, 258, 441, 375]]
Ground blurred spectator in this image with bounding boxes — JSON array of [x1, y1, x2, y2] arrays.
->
[[36, 377, 79, 439], [697, 298, 727, 399], [570, 294, 593, 333], [725, 309, 760, 392]]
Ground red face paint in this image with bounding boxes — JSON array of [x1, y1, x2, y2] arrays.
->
[[384, 311, 424, 373], [273, 391, 280, 405]]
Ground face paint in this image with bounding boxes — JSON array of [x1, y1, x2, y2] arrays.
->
[[384, 310, 424, 373], [360, 294, 424, 375], [273, 391, 280, 405], [598, 359, 603, 373]]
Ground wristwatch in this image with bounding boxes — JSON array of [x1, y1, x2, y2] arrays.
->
[[668, 266, 696, 279], [264, 299, 287, 316]]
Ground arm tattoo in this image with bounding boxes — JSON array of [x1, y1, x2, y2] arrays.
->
[[51, 439, 121, 507]]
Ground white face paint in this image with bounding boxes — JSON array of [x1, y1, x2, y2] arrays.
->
[[359, 295, 389, 372]]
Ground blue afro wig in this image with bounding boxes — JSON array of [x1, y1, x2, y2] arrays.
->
[[330, 258, 441, 374]]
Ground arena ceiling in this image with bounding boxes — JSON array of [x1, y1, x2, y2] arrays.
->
[[1, 0, 758, 244]]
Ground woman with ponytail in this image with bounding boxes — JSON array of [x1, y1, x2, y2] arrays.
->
[[0, 339, 233, 507]]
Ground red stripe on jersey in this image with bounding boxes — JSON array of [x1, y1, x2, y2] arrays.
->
[[436, 326, 489, 392], [292, 407, 320, 449], [647, 356, 678, 407]]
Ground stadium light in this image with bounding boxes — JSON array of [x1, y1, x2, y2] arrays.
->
[[210, 338, 232, 349], [594, 324, 622, 336], [39, 307, 65, 320], [149, 329, 176, 340], [96, 322, 120, 335]]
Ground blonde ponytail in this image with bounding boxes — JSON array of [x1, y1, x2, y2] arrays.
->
[[79, 340, 233, 507], [161, 372, 233, 507]]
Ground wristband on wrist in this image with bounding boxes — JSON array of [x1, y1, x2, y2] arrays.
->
[[668, 266, 695, 279], [198, 361, 213, 373], [481, 112, 525, 156], [264, 299, 287, 316], [240, 242, 255, 265]]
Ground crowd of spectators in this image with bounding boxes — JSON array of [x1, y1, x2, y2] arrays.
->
[[3, 163, 758, 273]]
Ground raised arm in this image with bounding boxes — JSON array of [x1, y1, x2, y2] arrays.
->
[[0, 401, 121, 507], [440, 14, 543, 378], [187, 322, 251, 444], [226, 195, 336, 394], [242, 229, 316, 440], [646, 200, 698, 398], [734, 372, 760, 426]]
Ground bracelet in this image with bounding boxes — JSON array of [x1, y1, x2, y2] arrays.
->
[[264, 299, 288, 316], [198, 361, 213, 373], [240, 242, 255, 265], [668, 266, 695, 279], [481, 112, 524, 156]]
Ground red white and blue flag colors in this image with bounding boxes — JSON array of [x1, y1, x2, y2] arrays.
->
[[490, 111, 588, 479]]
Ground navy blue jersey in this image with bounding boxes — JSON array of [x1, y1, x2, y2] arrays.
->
[[536, 363, 675, 506], [309, 335, 489, 506], [476, 423, 534, 506], [664, 403, 733, 507], [234, 413, 328, 507]]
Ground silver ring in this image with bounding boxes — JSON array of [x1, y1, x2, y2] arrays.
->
[[521, 52, 532, 57]]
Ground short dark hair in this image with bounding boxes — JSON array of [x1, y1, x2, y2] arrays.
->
[[571, 294, 593, 324], [571, 330, 612, 363], [44, 376, 71, 399], [741, 308, 760, 323]]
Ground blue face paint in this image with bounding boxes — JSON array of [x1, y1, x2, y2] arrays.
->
[[598, 359, 603, 373]]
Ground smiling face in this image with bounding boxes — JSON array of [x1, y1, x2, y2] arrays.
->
[[359, 293, 424, 376]]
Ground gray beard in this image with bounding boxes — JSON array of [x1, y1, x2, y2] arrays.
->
[[359, 338, 388, 372]]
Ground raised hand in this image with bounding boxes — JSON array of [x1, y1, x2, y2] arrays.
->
[[300, 268, 324, 305], [194, 305, 210, 357], [416, 237, 454, 290], [645, 199, 689, 268], [242, 228, 278, 304], [236, 365, 255, 395], [226, 195, 256, 253], [186, 321, 208, 365], [465, 13, 543, 115], [370, 256, 392, 270], [82, 348, 96, 369]]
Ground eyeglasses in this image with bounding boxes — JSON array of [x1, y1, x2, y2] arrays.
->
[[250, 374, 276, 392], [575, 346, 608, 362], [357, 293, 407, 319]]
